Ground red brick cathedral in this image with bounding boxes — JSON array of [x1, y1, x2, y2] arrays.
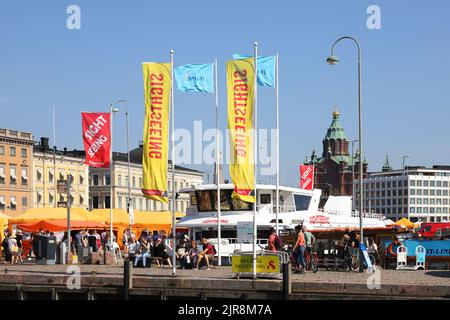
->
[[305, 109, 367, 206]]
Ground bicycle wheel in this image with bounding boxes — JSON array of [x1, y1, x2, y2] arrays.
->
[[311, 255, 318, 273]]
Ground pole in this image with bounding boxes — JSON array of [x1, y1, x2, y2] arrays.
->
[[109, 104, 114, 257], [253, 42, 258, 279], [329, 36, 363, 272], [275, 53, 280, 236], [66, 178, 71, 264], [53, 106, 57, 208], [126, 112, 132, 237], [214, 58, 222, 266], [170, 49, 177, 276]]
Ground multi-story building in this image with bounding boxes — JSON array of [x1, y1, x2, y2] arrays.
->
[[88, 144, 204, 212], [33, 137, 89, 209], [0, 128, 34, 216], [358, 161, 450, 222]]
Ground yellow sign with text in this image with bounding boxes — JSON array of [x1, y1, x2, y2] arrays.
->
[[232, 255, 280, 273]]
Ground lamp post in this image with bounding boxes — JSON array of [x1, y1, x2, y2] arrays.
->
[[327, 36, 364, 272], [351, 139, 359, 211]]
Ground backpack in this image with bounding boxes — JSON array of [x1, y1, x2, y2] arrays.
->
[[275, 235, 283, 250], [208, 243, 217, 255]]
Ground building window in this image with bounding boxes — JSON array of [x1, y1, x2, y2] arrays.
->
[[10, 147, 16, 157], [417, 198, 422, 205], [36, 169, 42, 181], [437, 190, 442, 196], [105, 174, 111, 186], [93, 196, 99, 209], [423, 189, 429, 196], [21, 168, 28, 185], [79, 195, 84, 206], [430, 181, 435, 187], [437, 181, 442, 187], [37, 191, 42, 204], [105, 196, 111, 209], [410, 189, 415, 196], [410, 207, 415, 214], [118, 195, 123, 209], [417, 189, 422, 196], [424, 181, 429, 187], [22, 197, 27, 206], [93, 175, 99, 186], [49, 193, 54, 204], [417, 180, 422, 187], [424, 199, 429, 205], [0, 166, 5, 184], [443, 181, 448, 188], [10, 167, 17, 184], [410, 180, 415, 186], [21, 148, 27, 158], [10, 196, 16, 210], [139, 177, 143, 187], [79, 174, 84, 185], [59, 172, 64, 181], [49, 171, 54, 182], [68, 173, 74, 184], [118, 175, 122, 187], [139, 198, 143, 211], [410, 198, 415, 204], [0, 146, 4, 155], [125, 175, 129, 187], [132, 177, 136, 188], [0, 196, 5, 210]]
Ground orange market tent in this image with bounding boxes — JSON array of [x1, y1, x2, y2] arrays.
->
[[89, 209, 186, 245], [15, 219, 109, 233], [9, 207, 91, 224], [394, 218, 415, 229], [9, 207, 94, 233]]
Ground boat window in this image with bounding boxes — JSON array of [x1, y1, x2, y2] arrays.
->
[[294, 194, 311, 211], [212, 190, 232, 211], [260, 194, 271, 204], [197, 191, 213, 211], [196, 190, 253, 212]]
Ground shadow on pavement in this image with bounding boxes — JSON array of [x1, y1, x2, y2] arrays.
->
[[425, 271, 450, 278]]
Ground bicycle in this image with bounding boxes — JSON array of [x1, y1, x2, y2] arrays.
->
[[304, 246, 319, 273]]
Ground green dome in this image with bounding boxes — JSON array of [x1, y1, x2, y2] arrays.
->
[[324, 109, 347, 141]]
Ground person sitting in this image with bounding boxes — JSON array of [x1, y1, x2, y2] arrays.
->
[[153, 237, 172, 268], [126, 234, 140, 260], [176, 239, 189, 269], [195, 238, 216, 270], [187, 240, 199, 269], [134, 237, 151, 267]]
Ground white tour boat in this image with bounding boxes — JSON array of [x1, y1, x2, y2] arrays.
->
[[177, 183, 389, 259]]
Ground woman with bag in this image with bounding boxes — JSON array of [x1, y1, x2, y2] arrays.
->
[[8, 233, 19, 265]]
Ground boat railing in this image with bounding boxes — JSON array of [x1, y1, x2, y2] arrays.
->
[[318, 208, 383, 220], [256, 204, 297, 214]]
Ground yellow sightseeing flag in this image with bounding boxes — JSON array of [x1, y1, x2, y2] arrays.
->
[[227, 58, 255, 203], [142, 62, 171, 203]]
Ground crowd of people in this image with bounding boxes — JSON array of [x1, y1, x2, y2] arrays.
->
[[123, 230, 216, 270]]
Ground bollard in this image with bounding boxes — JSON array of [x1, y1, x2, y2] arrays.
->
[[123, 258, 133, 300], [282, 261, 291, 300]]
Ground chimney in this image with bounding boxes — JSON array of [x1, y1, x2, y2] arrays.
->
[[40, 137, 50, 151]]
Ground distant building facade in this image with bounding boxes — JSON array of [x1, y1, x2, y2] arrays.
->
[[33, 137, 89, 209], [88, 144, 204, 212], [0, 129, 34, 216], [360, 162, 450, 222], [305, 110, 367, 206]]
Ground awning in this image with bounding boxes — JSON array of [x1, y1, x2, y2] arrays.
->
[[37, 168, 43, 174], [0, 198, 5, 205], [10, 172, 16, 179], [10, 198, 16, 205], [16, 220, 110, 233], [0, 168, 5, 178], [394, 218, 415, 229]]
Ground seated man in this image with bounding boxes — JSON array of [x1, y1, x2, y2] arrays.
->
[[176, 239, 190, 269], [195, 238, 216, 270], [153, 237, 172, 268], [134, 237, 151, 267]]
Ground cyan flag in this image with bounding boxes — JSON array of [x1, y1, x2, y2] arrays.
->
[[232, 54, 276, 87], [174, 63, 214, 93]]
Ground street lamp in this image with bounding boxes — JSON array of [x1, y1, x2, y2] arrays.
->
[[327, 36, 364, 272]]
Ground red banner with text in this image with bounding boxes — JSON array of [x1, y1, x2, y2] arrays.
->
[[300, 165, 314, 190], [82, 112, 111, 168]]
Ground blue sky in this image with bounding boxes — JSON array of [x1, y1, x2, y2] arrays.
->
[[1, 1, 449, 186]]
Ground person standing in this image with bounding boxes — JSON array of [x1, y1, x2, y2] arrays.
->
[[302, 225, 315, 259], [292, 225, 306, 273], [268, 228, 278, 252], [8, 233, 18, 265], [16, 230, 23, 264]]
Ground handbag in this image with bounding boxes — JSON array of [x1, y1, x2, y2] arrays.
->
[[10, 245, 19, 253]]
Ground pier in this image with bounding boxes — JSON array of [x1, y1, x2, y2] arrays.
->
[[0, 264, 449, 300]]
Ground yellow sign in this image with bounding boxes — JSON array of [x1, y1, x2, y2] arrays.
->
[[142, 62, 171, 203], [232, 255, 280, 273], [227, 58, 255, 203]]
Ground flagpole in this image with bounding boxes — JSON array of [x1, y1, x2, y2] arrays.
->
[[214, 58, 222, 266], [275, 53, 280, 236], [170, 49, 177, 276], [52, 106, 57, 208], [253, 42, 258, 279]]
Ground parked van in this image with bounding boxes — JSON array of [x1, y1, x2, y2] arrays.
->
[[418, 223, 450, 239]]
